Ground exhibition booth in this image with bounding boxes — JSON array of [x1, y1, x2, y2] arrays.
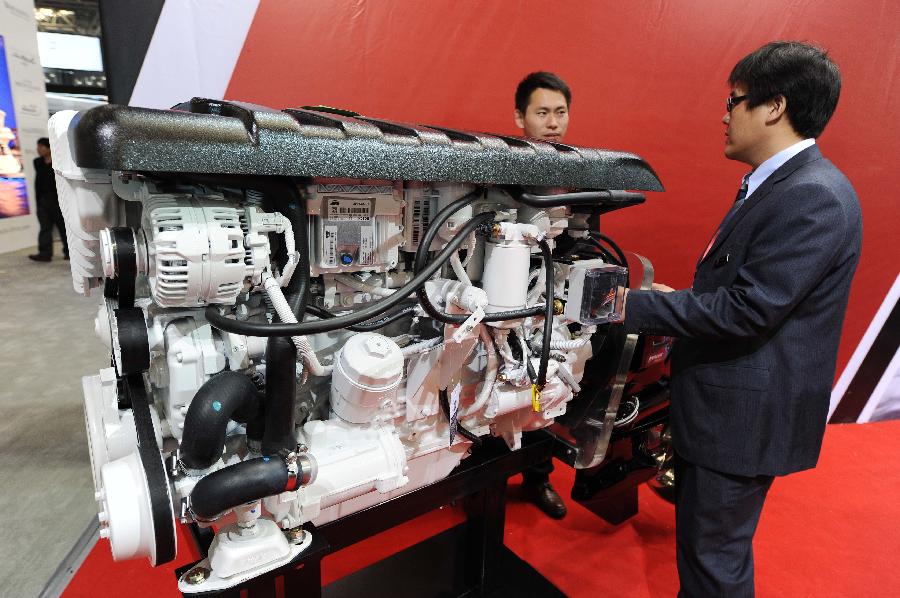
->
[[0, 1, 897, 597]]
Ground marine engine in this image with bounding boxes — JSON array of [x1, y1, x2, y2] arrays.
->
[[49, 99, 668, 592]]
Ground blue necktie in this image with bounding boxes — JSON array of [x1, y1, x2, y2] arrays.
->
[[732, 172, 750, 209]]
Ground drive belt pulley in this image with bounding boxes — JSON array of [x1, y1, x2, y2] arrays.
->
[[123, 374, 177, 565], [101, 227, 140, 308]]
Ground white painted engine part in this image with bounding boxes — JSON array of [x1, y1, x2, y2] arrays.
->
[[331, 333, 404, 423]]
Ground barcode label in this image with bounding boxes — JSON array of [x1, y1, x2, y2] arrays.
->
[[323, 226, 337, 267], [326, 198, 373, 221]]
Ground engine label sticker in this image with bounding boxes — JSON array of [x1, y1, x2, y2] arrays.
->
[[326, 197, 374, 221], [323, 225, 338, 267], [359, 225, 375, 265], [448, 382, 461, 446]]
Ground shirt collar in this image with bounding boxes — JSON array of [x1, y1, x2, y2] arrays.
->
[[745, 138, 816, 198]]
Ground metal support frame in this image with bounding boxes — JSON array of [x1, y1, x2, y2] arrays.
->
[[177, 431, 565, 597]]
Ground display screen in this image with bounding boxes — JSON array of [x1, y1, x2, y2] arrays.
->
[[0, 35, 30, 219], [37, 32, 103, 72]]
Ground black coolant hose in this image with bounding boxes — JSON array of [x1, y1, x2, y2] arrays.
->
[[205, 211, 496, 336], [590, 231, 628, 268], [438, 388, 481, 447], [189, 456, 290, 521], [536, 240, 554, 388], [518, 190, 645, 208], [261, 336, 298, 455], [180, 371, 260, 471], [510, 330, 537, 383], [304, 303, 418, 332], [588, 231, 630, 287], [412, 191, 545, 324]]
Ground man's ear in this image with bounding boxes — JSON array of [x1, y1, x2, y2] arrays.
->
[[514, 109, 525, 130], [766, 94, 788, 124]]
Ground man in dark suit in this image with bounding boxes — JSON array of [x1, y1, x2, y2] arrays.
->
[[623, 42, 862, 597], [28, 137, 68, 262]]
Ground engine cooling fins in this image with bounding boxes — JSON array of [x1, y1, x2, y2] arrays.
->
[[71, 98, 664, 194]]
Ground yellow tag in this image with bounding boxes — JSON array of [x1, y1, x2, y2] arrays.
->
[[531, 384, 542, 412]]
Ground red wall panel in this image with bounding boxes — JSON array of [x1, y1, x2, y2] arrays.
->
[[227, 0, 900, 373]]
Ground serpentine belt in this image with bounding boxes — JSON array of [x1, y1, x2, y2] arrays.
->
[[124, 374, 177, 565]]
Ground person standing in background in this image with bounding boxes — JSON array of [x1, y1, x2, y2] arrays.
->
[[29, 137, 68, 262], [513, 71, 571, 519]]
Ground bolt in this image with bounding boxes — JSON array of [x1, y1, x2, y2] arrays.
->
[[491, 223, 502, 237], [183, 566, 210, 585], [285, 527, 306, 544], [553, 299, 565, 315]]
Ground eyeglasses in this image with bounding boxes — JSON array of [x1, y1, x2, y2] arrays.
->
[[726, 95, 749, 113]]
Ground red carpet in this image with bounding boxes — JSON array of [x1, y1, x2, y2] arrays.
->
[[64, 421, 900, 597]]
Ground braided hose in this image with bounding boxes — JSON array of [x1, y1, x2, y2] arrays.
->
[[263, 276, 332, 377]]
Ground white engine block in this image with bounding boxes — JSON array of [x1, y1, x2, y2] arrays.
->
[[48, 108, 637, 592]]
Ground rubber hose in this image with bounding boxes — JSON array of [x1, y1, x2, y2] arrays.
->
[[589, 232, 630, 286], [261, 336, 298, 455], [246, 390, 266, 445], [518, 190, 645, 207], [509, 330, 537, 383], [536, 240, 554, 387], [438, 388, 481, 447], [585, 238, 620, 266], [205, 212, 496, 336], [304, 303, 417, 332], [180, 371, 260, 471], [590, 232, 628, 268], [190, 456, 289, 521]]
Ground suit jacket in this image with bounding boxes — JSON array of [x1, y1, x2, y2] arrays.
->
[[625, 145, 862, 477], [33, 156, 58, 203]]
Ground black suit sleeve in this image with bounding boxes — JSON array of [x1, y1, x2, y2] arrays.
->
[[625, 183, 853, 340], [33, 157, 45, 199]]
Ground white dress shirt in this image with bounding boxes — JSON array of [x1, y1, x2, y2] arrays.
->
[[745, 138, 816, 198]]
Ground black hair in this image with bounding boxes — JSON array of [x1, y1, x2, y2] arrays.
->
[[515, 71, 571, 114], [37, 137, 50, 148], [729, 41, 841, 138]]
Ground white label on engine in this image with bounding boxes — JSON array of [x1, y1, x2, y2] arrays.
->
[[359, 225, 374, 265], [326, 198, 373, 221], [323, 226, 337, 267], [448, 382, 461, 446]]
